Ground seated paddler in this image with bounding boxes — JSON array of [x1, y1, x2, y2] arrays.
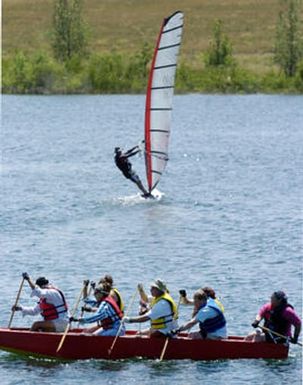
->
[[245, 291, 301, 344], [99, 274, 124, 313], [82, 275, 124, 315], [179, 286, 224, 316], [177, 289, 227, 340], [123, 279, 178, 338], [11, 272, 69, 332], [71, 282, 125, 336]]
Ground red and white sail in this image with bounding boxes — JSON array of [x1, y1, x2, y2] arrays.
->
[[145, 11, 184, 192]]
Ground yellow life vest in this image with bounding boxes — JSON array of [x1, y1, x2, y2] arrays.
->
[[215, 298, 224, 313], [111, 288, 124, 312], [150, 293, 178, 329]]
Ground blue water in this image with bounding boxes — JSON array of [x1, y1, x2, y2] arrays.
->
[[1, 94, 302, 385]]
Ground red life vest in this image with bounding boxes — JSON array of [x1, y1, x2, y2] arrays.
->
[[100, 295, 123, 330], [39, 287, 68, 321]]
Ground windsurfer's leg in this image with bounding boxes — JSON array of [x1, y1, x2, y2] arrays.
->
[[129, 172, 149, 195]]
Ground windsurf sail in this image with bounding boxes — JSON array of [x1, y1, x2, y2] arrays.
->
[[144, 11, 184, 193]]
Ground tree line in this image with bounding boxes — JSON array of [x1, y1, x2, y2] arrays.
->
[[2, 0, 303, 94]]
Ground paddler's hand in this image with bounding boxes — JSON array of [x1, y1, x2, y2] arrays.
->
[[83, 280, 90, 287], [69, 316, 79, 323], [12, 305, 22, 312], [122, 316, 131, 323], [290, 336, 298, 344], [179, 289, 187, 298], [22, 272, 30, 281], [90, 281, 96, 290], [137, 283, 144, 292], [81, 306, 93, 313], [251, 320, 260, 328]]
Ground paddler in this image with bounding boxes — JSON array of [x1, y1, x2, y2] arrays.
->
[[179, 286, 224, 315], [123, 279, 178, 337], [81, 275, 124, 314], [99, 274, 124, 312], [11, 273, 69, 332], [114, 146, 152, 198], [70, 282, 125, 336], [176, 289, 227, 340], [245, 291, 301, 344]]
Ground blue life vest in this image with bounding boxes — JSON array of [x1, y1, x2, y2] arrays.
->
[[198, 299, 226, 338]]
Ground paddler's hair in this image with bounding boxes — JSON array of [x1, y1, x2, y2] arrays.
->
[[193, 289, 208, 302], [201, 287, 216, 299], [99, 274, 113, 287]]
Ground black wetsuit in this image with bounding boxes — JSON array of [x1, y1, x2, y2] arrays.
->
[[115, 154, 132, 179]]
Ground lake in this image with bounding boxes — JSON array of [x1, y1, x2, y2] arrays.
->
[[1, 94, 302, 385]]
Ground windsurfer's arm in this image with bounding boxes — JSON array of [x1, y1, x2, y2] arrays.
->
[[125, 145, 140, 158]]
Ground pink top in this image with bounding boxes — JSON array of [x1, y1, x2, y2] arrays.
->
[[259, 303, 301, 336]]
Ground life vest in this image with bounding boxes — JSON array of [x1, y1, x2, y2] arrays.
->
[[100, 295, 124, 330], [39, 287, 68, 321], [150, 293, 178, 330], [198, 299, 226, 338], [112, 288, 124, 312], [263, 303, 294, 340], [214, 298, 224, 313]]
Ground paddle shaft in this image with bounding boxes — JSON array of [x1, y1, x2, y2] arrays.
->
[[159, 296, 182, 361], [8, 277, 25, 328], [108, 288, 138, 356], [259, 325, 302, 346], [56, 286, 85, 353], [78, 284, 94, 326]]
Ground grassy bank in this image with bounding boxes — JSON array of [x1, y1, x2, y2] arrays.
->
[[2, 0, 303, 93]]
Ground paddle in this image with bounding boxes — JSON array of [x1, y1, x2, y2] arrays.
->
[[78, 280, 95, 326], [8, 277, 25, 328], [56, 284, 85, 353], [258, 325, 302, 346], [108, 288, 138, 357], [159, 295, 182, 361]]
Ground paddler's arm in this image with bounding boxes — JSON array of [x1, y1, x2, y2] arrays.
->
[[137, 284, 149, 303], [22, 272, 35, 290], [251, 314, 263, 328], [178, 318, 198, 332], [123, 314, 150, 324], [292, 323, 301, 344], [82, 280, 90, 299]]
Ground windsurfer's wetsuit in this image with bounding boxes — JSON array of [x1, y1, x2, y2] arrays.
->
[[114, 146, 151, 197]]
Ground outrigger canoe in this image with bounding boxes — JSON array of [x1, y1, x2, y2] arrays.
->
[[0, 328, 288, 360]]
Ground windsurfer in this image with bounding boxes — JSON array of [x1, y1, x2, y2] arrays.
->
[[114, 146, 152, 198]]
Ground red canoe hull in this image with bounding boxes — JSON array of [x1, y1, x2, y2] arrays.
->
[[0, 328, 289, 361]]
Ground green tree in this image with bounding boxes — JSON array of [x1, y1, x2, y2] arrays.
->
[[274, 0, 303, 77], [204, 19, 234, 67], [52, 0, 87, 62]]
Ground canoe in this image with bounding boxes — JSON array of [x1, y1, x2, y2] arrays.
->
[[0, 328, 289, 361]]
